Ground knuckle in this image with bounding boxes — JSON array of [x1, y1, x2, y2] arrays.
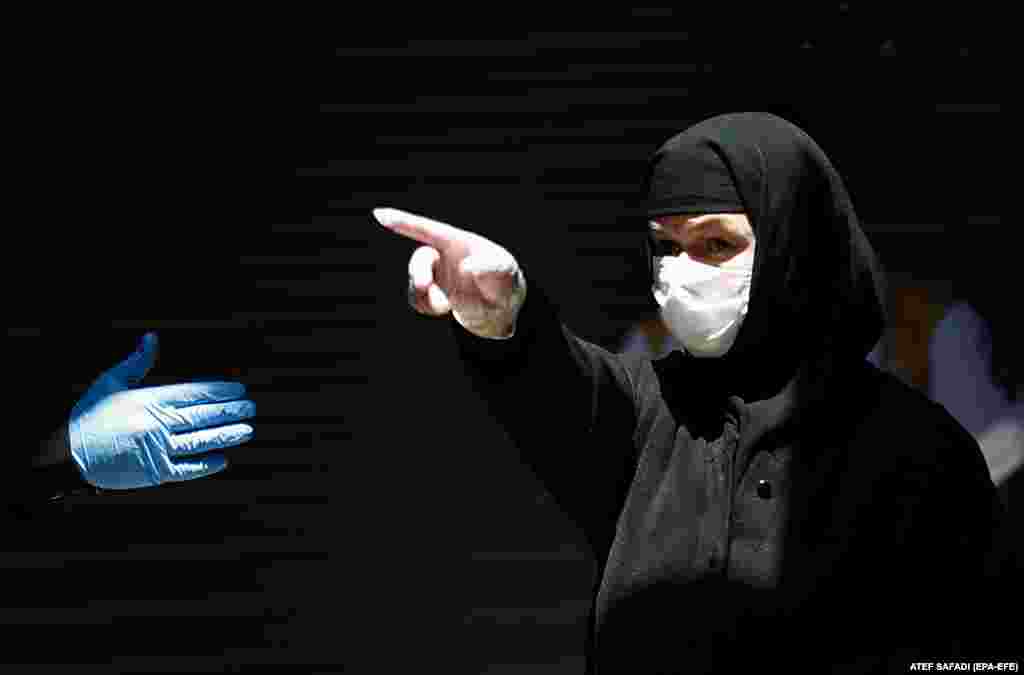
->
[[415, 297, 444, 317], [409, 263, 434, 286], [412, 245, 438, 263]]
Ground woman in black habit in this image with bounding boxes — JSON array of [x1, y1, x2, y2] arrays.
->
[[376, 113, 1017, 673]]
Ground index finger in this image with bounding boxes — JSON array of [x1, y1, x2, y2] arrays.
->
[[373, 207, 477, 252], [148, 381, 248, 408]]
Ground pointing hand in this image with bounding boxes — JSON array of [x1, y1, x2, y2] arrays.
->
[[373, 207, 527, 338]]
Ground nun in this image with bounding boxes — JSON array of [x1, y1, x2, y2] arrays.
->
[[375, 113, 1017, 673]]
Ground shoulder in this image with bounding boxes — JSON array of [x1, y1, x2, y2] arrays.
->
[[863, 364, 967, 442], [857, 363, 988, 477]]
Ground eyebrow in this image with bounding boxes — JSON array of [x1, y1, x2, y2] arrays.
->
[[649, 218, 717, 238]]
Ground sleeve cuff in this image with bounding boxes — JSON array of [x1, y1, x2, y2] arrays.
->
[[450, 269, 557, 368]]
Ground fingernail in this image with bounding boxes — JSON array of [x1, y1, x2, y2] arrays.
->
[[372, 208, 392, 225]]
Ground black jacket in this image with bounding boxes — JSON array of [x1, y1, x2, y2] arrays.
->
[[454, 287, 1017, 672]]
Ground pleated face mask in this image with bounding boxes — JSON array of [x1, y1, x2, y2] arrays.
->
[[652, 238, 756, 358]]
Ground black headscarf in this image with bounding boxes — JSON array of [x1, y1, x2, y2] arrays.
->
[[641, 112, 887, 405]]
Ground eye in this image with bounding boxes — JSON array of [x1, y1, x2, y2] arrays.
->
[[705, 238, 735, 256]]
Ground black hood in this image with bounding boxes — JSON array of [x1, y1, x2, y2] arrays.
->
[[642, 112, 887, 403]]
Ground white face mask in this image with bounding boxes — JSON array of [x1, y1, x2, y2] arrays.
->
[[651, 234, 756, 358]]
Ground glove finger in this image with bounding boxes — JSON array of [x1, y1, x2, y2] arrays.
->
[[109, 332, 160, 386], [151, 382, 247, 408], [74, 373, 124, 413], [159, 399, 257, 433], [167, 452, 228, 482], [169, 424, 255, 458]]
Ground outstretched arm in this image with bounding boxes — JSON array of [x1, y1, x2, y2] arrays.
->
[[376, 208, 642, 555]]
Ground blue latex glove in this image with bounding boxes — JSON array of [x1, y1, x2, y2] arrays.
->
[[69, 332, 256, 490]]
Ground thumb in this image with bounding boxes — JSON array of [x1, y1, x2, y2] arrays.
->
[[112, 331, 160, 386], [461, 255, 518, 305], [72, 332, 161, 415]]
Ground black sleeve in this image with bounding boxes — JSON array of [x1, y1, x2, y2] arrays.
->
[[3, 331, 104, 519], [451, 279, 642, 557], [7, 461, 97, 519], [5, 424, 97, 520]]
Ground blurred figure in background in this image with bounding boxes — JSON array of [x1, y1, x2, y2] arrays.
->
[[928, 225, 1023, 501], [617, 312, 677, 359]]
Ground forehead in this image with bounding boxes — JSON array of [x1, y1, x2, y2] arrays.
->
[[650, 213, 752, 237]]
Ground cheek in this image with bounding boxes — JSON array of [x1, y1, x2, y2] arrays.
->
[[728, 238, 757, 264]]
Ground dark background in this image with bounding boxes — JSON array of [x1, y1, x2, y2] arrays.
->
[[6, 9, 1006, 673]]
